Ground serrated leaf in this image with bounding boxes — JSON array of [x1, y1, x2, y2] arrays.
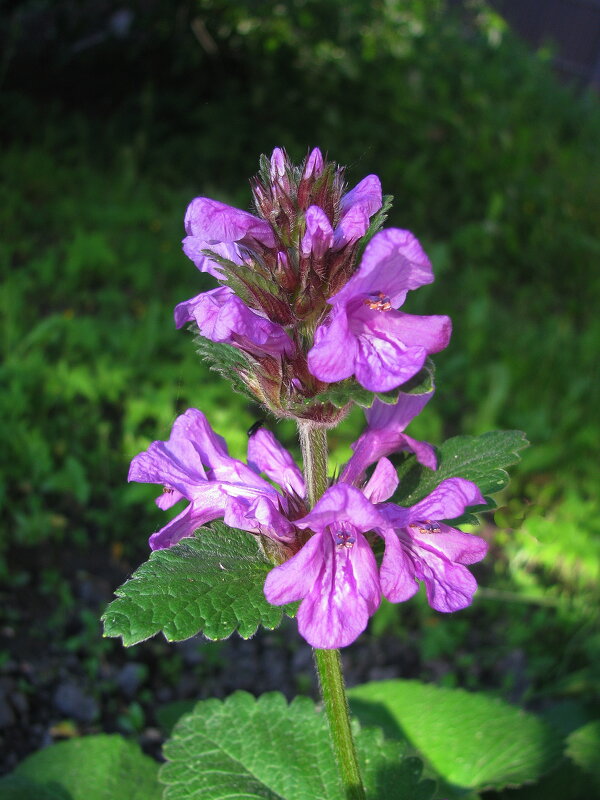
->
[[348, 680, 563, 791], [311, 360, 435, 410], [160, 691, 436, 800], [8, 735, 160, 800], [193, 332, 257, 401], [393, 430, 529, 509], [102, 523, 297, 646]]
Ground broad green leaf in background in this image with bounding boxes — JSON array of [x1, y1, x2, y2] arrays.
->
[[566, 720, 600, 789], [392, 430, 529, 513], [102, 523, 297, 646], [2, 735, 160, 800], [160, 691, 436, 800], [348, 680, 563, 792]]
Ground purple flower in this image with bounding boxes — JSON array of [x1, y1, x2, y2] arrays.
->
[[300, 174, 382, 258], [340, 389, 437, 487], [264, 484, 387, 648], [183, 198, 276, 279], [377, 478, 488, 612], [129, 409, 305, 550], [174, 286, 294, 358], [307, 228, 452, 391]]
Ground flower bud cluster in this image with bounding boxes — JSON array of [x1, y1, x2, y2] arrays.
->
[[176, 148, 451, 422]]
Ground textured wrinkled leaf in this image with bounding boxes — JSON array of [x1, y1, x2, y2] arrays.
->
[[348, 680, 563, 791], [193, 333, 258, 402], [8, 735, 160, 800], [102, 523, 296, 646], [160, 691, 436, 800], [566, 721, 600, 787], [392, 430, 529, 511], [311, 359, 435, 410]]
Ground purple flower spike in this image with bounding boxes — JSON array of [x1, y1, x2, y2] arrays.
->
[[264, 484, 391, 648], [378, 478, 488, 612], [129, 409, 303, 550], [174, 286, 294, 358], [341, 390, 437, 487], [308, 229, 452, 391]]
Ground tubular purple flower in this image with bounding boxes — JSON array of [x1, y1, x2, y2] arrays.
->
[[302, 147, 324, 179], [377, 478, 488, 612], [264, 484, 386, 648], [129, 409, 303, 550], [340, 390, 437, 487], [301, 206, 334, 258], [182, 197, 276, 278], [307, 228, 452, 391], [174, 286, 295, 358]]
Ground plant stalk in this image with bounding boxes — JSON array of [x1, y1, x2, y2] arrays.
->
[[297, 421, 366, 800]]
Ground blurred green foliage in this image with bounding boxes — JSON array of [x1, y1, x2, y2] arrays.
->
[[1, 0, 599, 716]]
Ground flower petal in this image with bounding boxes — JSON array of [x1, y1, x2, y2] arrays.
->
[[378, 527, 420, 603], [181, 238, 244, 279], [301, 206, 334, 258], [149, 500, 222, 550], [354, 333, 426, 392], [295, 483, 390, 535], [264, 532, 326, 605], [247, 428, 305, 497], [341, 174, 382, 217], [303, 147, 324, 179], [184, 197, 275, 247], [363, 457, 399, 504], [372, 311, 452, 355], [329, 228, 433, 307], [333, 205, 370, 249], [406, 478, 486, 524], [405, 539, 480, 612], [307, 306, 357, 383]]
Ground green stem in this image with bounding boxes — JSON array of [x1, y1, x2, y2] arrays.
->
[[297, 421, 366, 800]]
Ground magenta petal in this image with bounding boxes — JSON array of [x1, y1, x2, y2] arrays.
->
[[363, 457, 399, 503], [303, 147, 324, 178], [308, 307, 357, 383], [223, 493, 295, 542], [377, 311, 452, 355], [296, 533, 380, 649], [333, 205, 370, 249], [365, 390, 434, 432], [184, 197, 275, 247], [329, 228, 433, 307], [155, 488, 185, 510], [377, 527, 419, 603], [182, 238, 243, 279], [409, 543, 480, 612], [398, 434, 437, 470], [149, 502, 221, 550], [354, 334, 427, 392], [407, 478, 486, 523], [412, 524, 488, 566], [301, 206, 334, 258], [295, 483, 390, 535], [247, 428, 305, 497], [341, 174, 382, 217], [264, 533, 325, 605]]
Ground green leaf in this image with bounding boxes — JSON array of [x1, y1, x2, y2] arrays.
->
[[348, 680, 563, 792], [566, 721, 600, 788], [7, 735, 160, 800], [392, 430, 529, 510], [160, 691, 436, 800], [102, 523, 297, 646], [193, 332, 258, 402], [0, 776, 69, 800], [311, 359, 435, 410]]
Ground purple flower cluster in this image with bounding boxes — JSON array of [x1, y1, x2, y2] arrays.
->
[[130, 149, 488, 649], [131, 393, 487, 649], [175, 147, 450, 421]]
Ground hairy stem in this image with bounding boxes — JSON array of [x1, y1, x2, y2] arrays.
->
[[297, 421, 366, 799]]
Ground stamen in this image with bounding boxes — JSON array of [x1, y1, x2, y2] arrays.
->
[[162, 486, 174, 494], [335, 530, 356, 549], [410, 520, 441, 534], [364, 291, 392, 311]]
